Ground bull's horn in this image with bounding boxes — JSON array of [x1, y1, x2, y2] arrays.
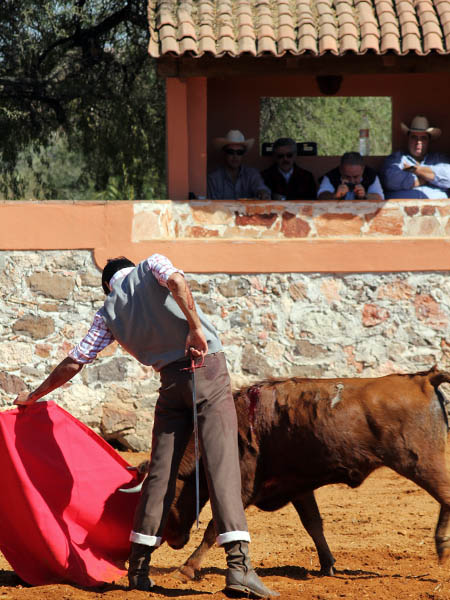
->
[[119, 476, 146, 494]]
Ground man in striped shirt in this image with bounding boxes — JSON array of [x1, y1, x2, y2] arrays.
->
[[14, 254, 277, 599]]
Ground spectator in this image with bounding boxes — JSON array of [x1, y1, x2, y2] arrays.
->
[[381, 115, 450, 199], [317, 152, 384, 201], [261, 137, 317, 200], [207, 130, 270, 200]]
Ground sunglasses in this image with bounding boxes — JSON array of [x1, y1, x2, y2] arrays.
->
[[275, 152, 294, 159], [224, 148, 245, 156]]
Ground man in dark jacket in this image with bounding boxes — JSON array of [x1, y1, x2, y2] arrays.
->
[[317, 151, 384, 200], [261, 137, 317, 200]]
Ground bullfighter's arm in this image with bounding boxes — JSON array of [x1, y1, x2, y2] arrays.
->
[[14, 357, 83, 406], [167, 272, 208, 359]]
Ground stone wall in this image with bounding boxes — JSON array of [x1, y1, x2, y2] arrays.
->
[[1, 249, 449, 451]]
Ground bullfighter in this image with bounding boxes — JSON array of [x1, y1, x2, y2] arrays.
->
[[14, 254, 278, 599]]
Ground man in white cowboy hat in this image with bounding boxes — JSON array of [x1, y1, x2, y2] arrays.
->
[[207, 129, 271, 200], [381, 115, 450, 199]]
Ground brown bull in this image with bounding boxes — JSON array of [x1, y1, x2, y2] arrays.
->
[[162, 367, 450, 579]]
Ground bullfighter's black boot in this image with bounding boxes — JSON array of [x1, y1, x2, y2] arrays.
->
[[224, 541, 279, 598], [128, 542, 155, 591]]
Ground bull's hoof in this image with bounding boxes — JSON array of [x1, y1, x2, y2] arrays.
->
[[175, 564, 200, 581]]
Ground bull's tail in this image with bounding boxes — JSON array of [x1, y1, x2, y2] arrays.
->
[[427, 366, 450, 431]]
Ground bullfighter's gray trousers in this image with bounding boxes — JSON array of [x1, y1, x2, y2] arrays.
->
[[130, 351, 250, 547]]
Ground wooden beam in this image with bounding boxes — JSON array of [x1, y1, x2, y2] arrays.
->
[[157, 54, 450, 78]]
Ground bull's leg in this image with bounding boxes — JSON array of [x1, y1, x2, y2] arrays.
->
[[292, 492, 336, 575], [177, 519, 216, 581], [435, 506, 450, 563], [391, 452, 450, 564]]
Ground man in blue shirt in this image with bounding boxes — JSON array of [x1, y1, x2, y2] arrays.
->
[[381, 115, 450, 199]]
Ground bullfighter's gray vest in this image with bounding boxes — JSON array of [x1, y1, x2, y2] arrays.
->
[[99, 261, 222, 371]]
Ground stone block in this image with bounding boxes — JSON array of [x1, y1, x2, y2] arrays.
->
[[132, 208, 171, 241], [320, 279, 342, 303], [362, 303, 390, 327], [35, 343, 52, 358], [241, 345, 271, 376], [0, 372, 27, 395], [12, 316, 55, 340], [295, 340, 327, 359], [218, 278, 250, 297], [39, 303, 60, 312], [414, 294, 448, 330], [196, 298, 216, 315], [405, 216, 440, 236], [0, 342, 33, 368], [281, 212, 310, 238], [421, 205, 436, 216], [27, 272, 74, 300], [404, 206, 419, 217], [186, 226, 219, 237], [315, 213, 364, 237], [101, 403, 137, 437], [80, 272, 100, 287], [81, 357, 129, 384], [366, 208, 404, 236], [377, 280, 413, 300], [187, 279, 211, 294], [191, 206, 233, 225], [288, 282, 307, 300], [235, 213, 277, 227]]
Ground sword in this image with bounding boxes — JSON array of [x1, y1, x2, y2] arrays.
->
[[183, 351, 205, 529], [191, 358, 200, 529]]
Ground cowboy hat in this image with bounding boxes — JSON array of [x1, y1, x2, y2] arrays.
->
[[400, 115, 441, 139], [213, 130, 254, 151]]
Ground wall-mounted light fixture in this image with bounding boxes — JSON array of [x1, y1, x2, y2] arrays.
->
[[316, 75, 343, 95]]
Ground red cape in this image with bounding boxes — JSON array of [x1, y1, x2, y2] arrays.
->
[[0, 401, 141, 586]]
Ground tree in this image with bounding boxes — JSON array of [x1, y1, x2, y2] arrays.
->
[[260, 96, 392, 157], [0, 0, 166, 199]]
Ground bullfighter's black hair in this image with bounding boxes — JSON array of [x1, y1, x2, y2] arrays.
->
[[101, 257, 135, 295]]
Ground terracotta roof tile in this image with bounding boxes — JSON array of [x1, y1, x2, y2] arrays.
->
[[148, 0, 450, 57]]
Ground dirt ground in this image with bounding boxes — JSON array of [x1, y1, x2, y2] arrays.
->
[[2, 449, 450, 600]]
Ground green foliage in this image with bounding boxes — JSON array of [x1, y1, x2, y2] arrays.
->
[[0, 0, 166, 199], [260, 97, 392, 156], [12, 132, 95, 200]]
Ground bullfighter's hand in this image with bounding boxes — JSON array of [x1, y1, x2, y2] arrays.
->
[[185, 327, 208, 359], [354, 184, 366, 199], [14, 391, 36, 406]]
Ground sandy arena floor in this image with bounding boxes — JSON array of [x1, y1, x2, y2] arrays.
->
[[1, 448, 450, 600]]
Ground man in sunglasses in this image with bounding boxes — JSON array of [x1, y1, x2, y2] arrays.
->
[[207, 130, 270, 200], [261, 137, 317, 200]]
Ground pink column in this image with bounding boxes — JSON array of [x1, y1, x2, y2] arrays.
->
[[187, 77, 207, 198], [166, 78, 189, 200]]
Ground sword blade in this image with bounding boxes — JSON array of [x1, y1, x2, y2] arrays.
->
[[192, 366, 200, 529]]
